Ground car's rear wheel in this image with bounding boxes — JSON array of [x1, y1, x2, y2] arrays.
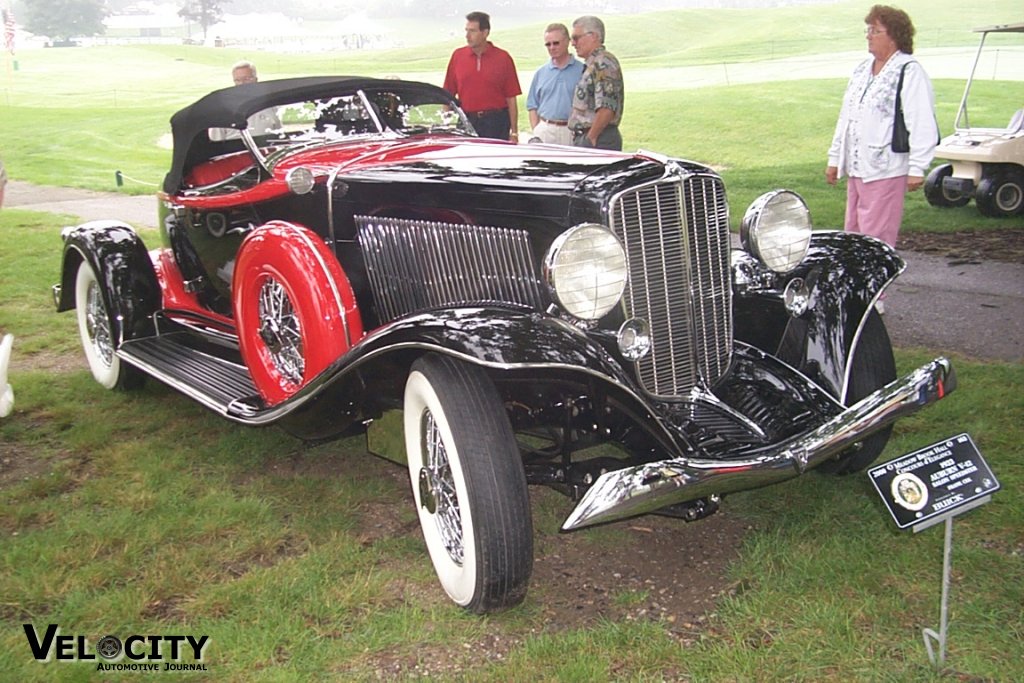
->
[[819, 308, 896, 475], [74, 260, 144, 390], [976, 170, 1024, 217], [233, 223, 360, 405], [924, 163, 970, 208], [404, 354, 533, 614]]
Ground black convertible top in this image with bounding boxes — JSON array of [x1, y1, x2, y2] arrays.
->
[[164, 76, 456, 194]]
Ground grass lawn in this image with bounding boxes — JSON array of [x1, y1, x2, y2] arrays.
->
[[0, 207, 1021, 681]]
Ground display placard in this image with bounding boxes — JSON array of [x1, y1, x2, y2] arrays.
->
[[868, 434, 999, 532]]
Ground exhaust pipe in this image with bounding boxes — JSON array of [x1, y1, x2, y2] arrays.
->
[[562, 357, 955, 531]]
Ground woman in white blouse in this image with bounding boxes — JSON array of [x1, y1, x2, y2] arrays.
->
[[825, 5, 938, 250]]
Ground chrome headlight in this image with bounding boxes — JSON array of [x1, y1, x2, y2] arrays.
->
[[285, 167, 315, 195], [740, 190, 812, 274], [544, 223, 627, 321]]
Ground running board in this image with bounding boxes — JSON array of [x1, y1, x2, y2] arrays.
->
[[118, 334, 265, 418]]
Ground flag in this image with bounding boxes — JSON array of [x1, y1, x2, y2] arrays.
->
[[3, 8, 14, 56]]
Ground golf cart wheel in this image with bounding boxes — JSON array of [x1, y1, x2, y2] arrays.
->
[[976, 170, 1024, 218], [404, 353, 533, 614], [924, 164, 969, 208], [818, 309, 896, 475]]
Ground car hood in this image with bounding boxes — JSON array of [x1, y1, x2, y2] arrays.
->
[[274, 136, 666, 195]]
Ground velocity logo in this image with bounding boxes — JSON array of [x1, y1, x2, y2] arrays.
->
[[23, 624, 210, 671]]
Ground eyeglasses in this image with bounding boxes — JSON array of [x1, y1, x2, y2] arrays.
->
[[544, 41, 561, 47], [864, 26, 887, 36], [570, 32, 591, 42]]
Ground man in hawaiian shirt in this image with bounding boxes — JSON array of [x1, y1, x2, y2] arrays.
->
[[568, 16, 624, 151]]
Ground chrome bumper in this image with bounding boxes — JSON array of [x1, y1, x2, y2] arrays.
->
[[562, 357, 956, 531]]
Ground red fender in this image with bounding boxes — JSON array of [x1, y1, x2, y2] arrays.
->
[[233, 221, 363, 405]]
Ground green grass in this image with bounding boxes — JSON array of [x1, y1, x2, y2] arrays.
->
[[1, 154, 1022, 683]]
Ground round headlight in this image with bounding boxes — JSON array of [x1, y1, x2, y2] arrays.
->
[[740, 190, 812, 273], [285, 167, 315, 195], [544, 223, 627, 321]]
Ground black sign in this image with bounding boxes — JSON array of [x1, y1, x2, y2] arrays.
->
[[868, 433, 999, 531]]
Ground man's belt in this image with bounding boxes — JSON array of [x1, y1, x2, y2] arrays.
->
[[540, 117, 568, 126], [465, 108, 508, 118]]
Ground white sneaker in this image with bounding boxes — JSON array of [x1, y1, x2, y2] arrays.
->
[[875, 301, 885, 315]]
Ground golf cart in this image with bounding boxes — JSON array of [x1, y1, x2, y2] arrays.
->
[[924, 23, 1024, 218]]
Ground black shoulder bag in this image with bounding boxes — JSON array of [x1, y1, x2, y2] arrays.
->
[[891, 63, 910, 153]]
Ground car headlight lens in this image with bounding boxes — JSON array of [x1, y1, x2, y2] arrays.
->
[[285, 167, 315, 195], [544, 223, 627, 321], [740, 190, 812, 273]]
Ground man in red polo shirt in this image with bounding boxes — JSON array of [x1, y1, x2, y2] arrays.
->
[[444, 11, 521, 142]]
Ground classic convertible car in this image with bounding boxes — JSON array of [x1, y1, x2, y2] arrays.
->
[[54, 76, 955, 613]]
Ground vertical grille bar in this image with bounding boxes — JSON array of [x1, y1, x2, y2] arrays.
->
[[609, 173, 732, 398], [356, 216, 544, 322]]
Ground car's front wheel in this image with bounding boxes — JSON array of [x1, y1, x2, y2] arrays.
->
[[976, 170, 1024, 217], [404, 354, 533, 613], [74, 260, 144, 390], [924, 163, 970, 208], [819, 308, 896, 475]]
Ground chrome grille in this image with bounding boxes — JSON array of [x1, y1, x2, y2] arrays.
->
[[356, 215, 545, 322], [609, 173, 732, 398]]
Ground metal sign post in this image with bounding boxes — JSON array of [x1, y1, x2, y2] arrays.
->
[[921, 516, 953, 666], [867, 433, 1000, 669]]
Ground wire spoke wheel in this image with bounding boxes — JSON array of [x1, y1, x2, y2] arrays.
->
[[256, 277, 304, 385], [404, 353, 533, 613], [74, 260, 143, 390], [419, 410, 464, 565]]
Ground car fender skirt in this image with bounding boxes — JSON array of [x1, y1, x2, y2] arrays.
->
[[561, 357, 956, 531]]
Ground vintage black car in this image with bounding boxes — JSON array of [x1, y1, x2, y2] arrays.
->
[[54, 77, 955, 613]]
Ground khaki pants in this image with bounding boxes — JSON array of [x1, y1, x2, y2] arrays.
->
[[530, 120, 573, 146]]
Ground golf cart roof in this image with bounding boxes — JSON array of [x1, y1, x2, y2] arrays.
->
[[973, 23, 1024, 34]]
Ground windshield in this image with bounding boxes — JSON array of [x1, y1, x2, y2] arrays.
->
[[206, 86, 474, 146]]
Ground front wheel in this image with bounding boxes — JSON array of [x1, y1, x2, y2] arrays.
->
[[976, 170, 1024, 217], [404, 354, 533, 613], [74, 260, 144, 390], [924, 163, 970, 208], [819, 309, 896, 475]]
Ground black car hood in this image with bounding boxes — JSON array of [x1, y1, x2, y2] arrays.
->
[[325, 138, 670, 197]]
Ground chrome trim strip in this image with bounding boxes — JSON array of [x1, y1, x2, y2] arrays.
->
[[562, 357, 956, 531]]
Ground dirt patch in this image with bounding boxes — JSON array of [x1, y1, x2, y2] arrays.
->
[[0, 441, 56, 490], [528, 488, 746, 634], [7, 348, 82, 375], [342, 486, 750, 680], [326, 453, 747, 636], [899, 227, 1024, 264]]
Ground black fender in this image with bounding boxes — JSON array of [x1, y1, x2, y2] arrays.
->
[[277, 307, 683, 454], [733, 231, 902, 401], [55, 221, 161, 344]]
